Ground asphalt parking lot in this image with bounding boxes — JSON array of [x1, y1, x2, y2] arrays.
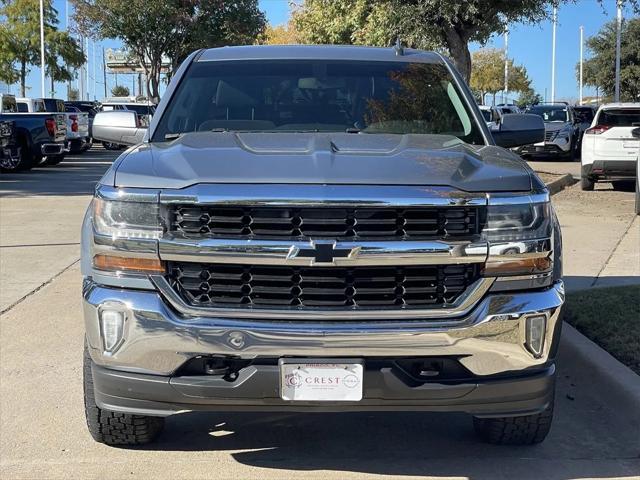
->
[[1, 148, 639, 480]]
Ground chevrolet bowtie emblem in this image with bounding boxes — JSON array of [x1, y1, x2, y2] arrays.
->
[[294, 242, 355, 264]]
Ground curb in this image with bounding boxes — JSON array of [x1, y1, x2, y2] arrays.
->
[[544, 173, 578, 196], [560, 323, 640, 409]]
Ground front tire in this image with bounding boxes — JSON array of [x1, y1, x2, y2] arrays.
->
[[83, 344, 164, 446], [472, 400, 554, 445]]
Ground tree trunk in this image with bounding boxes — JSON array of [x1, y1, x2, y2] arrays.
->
[[443, 26, 471, 83], [20, 61, 26, 97]]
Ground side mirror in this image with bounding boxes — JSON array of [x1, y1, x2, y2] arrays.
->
[[92, 111, 147, 146], [632, 127, 640, 138], [492, 113, 545, 148]]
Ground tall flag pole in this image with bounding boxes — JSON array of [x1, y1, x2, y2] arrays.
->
[[550, 5, 557, 103], [39, 0, 46, 97], [614, 0, 622, 102], [579, 26, 584, 105]]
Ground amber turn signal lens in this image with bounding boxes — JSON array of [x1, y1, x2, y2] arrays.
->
[[482, 257, 552, 276], [93, 254, 165, 274]]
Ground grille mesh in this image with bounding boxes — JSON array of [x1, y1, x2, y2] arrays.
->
[[171, 206, 480, 240], [168, 263, 480, 309]]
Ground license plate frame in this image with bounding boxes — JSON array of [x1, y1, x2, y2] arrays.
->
[[279, 359, 364, 402]]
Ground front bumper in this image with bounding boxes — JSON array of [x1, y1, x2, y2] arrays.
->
[[91, 359, 556, 417], [84, 278, 564, 370], [84, 279, 563, 416], [516, 142, 569, 156]]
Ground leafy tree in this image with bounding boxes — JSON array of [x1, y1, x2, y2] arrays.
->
[[517, 87, 543, 108], [259, 22, 300, 45], [111, 85, 130, 97], [0, 0, 85, 96], [470, 48, 531, 105], [293, 0, 567, 82], [579, 17, 640, 102], [68, 87, 80, 100], [73, 0, 266, 102]]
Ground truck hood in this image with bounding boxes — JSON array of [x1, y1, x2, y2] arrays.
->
[[112, 132, 532, 192]]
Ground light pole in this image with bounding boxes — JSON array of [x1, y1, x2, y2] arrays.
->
[[579, 26, 584, 105], [550, 4, 557, 103], [39, 0, 46, 97], [614, 0, 622, 102], [504, 28, 509, 105]]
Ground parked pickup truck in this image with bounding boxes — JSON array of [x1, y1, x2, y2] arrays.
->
[[16, 96, 90, 160], [0, 94, 67, 172], [84, 45, 563, 447]]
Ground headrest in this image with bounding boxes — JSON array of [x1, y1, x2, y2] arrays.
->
[[215, 81, 257, 108]]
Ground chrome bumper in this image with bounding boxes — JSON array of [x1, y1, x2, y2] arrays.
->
[[84, 279, 564, 377]]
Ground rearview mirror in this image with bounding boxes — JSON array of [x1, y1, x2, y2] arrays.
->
[[92, 111, 147, 146], [492, 113, 545, 149]]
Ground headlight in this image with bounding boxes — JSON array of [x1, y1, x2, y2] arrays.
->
[[483, 202, 553, 278], [93, 197, 163, 240], [483, 202, 551, 242]]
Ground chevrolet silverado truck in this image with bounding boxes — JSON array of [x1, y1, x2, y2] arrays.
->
[[84, 45, 563, 447], [0, 94, 67, 172]]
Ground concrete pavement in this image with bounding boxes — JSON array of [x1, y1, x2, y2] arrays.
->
[[1, 149, 639, 479]]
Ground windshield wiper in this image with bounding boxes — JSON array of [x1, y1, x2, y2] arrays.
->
[[345, 127, 363, 133]]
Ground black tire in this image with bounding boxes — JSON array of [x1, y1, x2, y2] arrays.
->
[[43, 154, 65, 166], [102, 142, 123, 151], [81, 139, 93, 152], [0, 139, 37, 173], [581, 175, 595, 191], [83, 344, 164, 446], [472, 400, 554, 445]]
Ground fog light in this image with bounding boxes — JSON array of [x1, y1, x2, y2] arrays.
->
[[525, 314, 547, 358], [100, 309, 125, 352]]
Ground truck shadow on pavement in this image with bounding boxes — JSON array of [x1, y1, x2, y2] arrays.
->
[[136, 340, 640, 479]]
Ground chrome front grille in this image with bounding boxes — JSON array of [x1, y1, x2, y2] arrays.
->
[[544, 130, 555, 141], [171, 205, 481, 240], [167, 262, 480, 309]]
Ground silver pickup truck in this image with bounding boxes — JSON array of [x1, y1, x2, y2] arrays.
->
[[84, 45, 562, 447]]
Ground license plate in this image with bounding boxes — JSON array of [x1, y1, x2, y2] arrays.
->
[[280, 360, 363, 401], [623, 140, 638, 148]]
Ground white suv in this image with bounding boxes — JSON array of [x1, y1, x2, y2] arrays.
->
[[581, 103, 640, 190]]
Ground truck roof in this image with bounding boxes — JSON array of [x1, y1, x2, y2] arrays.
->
[[196, 45, 443, 64]]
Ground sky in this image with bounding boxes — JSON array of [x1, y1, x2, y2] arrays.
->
[[5, 0, 637, 102]]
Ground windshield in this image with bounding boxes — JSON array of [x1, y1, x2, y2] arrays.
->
[[526, 106, 569, 122], [574, 107, 594, 124], [124, 104, 155, 115], [597, 108, 640, 127], [42, 98, 65, 112], [2, 96, 17, 113], [153, 60, 484, 144]]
